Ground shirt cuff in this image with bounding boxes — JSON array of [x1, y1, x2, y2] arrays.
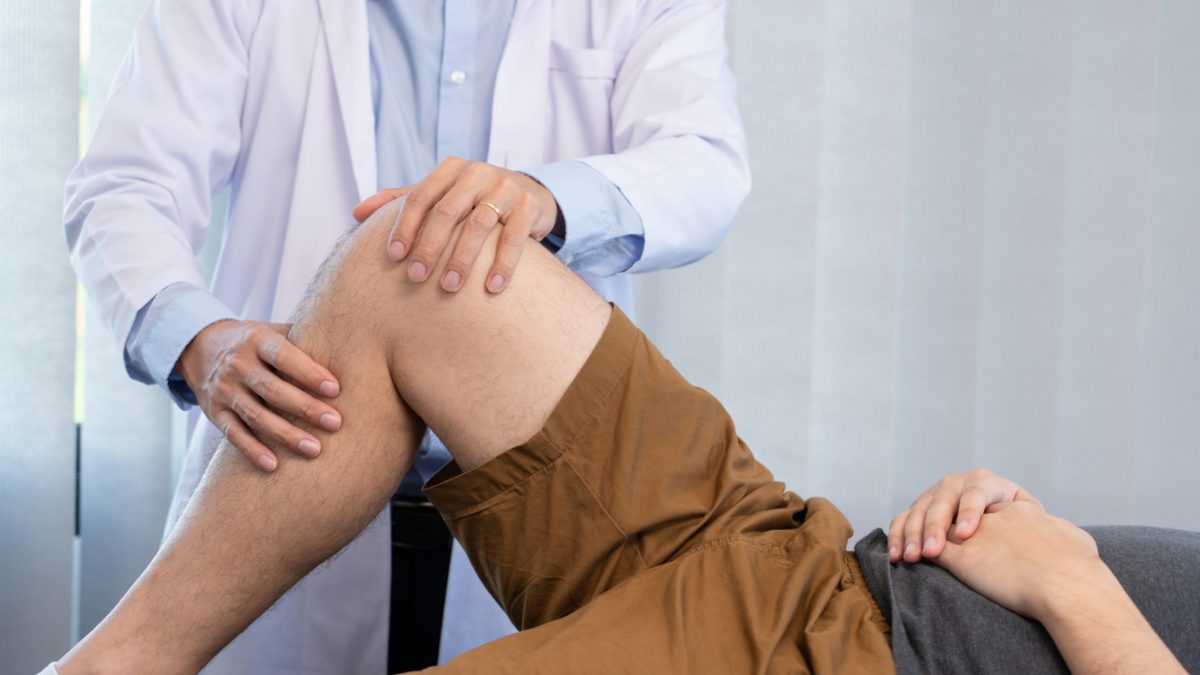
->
[[124, 282, 237, 408], [522, 160, 645, 276]]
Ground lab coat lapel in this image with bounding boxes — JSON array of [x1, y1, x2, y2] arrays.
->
[[316, 0, 377, 199], [488, 0, 549, 169]]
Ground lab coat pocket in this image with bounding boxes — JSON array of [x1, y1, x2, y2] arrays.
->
[[546, 43, 623, 157]]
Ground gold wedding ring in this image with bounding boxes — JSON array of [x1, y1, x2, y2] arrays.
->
[[479, 201, 503, 219]]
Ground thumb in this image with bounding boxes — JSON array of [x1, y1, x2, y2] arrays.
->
[[352, 187, 412, 223]]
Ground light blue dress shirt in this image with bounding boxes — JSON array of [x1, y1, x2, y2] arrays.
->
[[125, 1, 645, 480]]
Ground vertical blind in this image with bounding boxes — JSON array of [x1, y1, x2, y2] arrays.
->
[[0, 2, 81, 673], [2, 0, 1199, 670]]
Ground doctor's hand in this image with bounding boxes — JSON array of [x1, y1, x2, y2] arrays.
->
[[353, 157, 560, 294], [177, 320, 343, 472], [887, 467, 1041, 564]]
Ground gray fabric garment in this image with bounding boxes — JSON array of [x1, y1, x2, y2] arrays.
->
[[854, 526, 1200, 674]]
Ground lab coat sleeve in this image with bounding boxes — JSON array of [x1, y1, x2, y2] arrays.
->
[[575, 0, 751, 274], [63, 0, 257, 352], [523, 160, 645, 276], [125, 282, 237, 408]]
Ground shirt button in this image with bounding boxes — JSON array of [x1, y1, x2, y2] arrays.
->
[[449, 69, 466, 85]]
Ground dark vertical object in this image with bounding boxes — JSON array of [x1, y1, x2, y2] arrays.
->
[[387, 497, 454, 672], [75, 422, 82, 537]]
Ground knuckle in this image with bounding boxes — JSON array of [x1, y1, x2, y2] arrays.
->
[[961, 484, 986, 498], [469, 210, 493, 231], [433, 200, 459, 219], [412, 243, 441, 262], [461, 161, 484, 179], [229, 354, 249, 376], [500, 226, 526, 246], [518, 192, 538, 210], [406, 190, 432, 208], [496, 175, 517, 193], [259, 337, 281, 362]]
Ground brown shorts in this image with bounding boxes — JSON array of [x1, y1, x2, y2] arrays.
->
[[421, 307, 893, 674]]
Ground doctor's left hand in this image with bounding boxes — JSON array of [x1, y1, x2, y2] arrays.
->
[[353, 157, 560, 294]]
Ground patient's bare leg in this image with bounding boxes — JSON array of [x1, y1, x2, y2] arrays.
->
[[58, 199, 610, 675]]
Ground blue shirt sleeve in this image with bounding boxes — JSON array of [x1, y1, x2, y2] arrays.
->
[[523, 160, 645, 276], [124, 282, 237, 408]]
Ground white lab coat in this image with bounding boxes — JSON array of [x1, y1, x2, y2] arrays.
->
[[64, 0, 749, 672]]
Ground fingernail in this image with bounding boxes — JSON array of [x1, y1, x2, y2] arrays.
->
[[258, 455, 278, 471], [298, 439, 320, 456], [924, 537, 937, 553], [888, 545, 899, 560], [320, 412, 342, 431], [320, 380, 339, 397], [904, 542, 917, 560], [388, 241, 406, 260], [956, 522, 970, 536], [409, 261, 427, 282], [442, 270, 462, 292], [487, 273, 505, 293]]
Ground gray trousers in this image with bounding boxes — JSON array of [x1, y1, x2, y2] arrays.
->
[[855, 526, 1200, 674]]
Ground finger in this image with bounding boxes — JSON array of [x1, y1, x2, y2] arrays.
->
[[952, 483, 992, 540], [1014, 487, 1044, 512], [214, 409, 277, 472], [485, 196, 537, 293], [256, 332, 339, 399], [952, 471, 1019, 538], [353, 186, 413, 223], [902, 494, 933, 563], [245, 366, 342, 433], [391, 158, 469, 264], [441, 201, 503, 292], [887, 512, 909, 563], [921, 489, 960, 558], [408, 165, 492, 282], [229, 387, 322, 459], [928, 538, 966, 575]]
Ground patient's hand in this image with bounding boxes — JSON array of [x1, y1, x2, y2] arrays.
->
[[932, 503, 1187, 674], [888, 468, 1041, 563], [930, 501, 1100, 620]]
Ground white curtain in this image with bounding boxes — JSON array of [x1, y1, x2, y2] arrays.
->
[[0, 2, 81, 673], [636, 0, 1200, 537]]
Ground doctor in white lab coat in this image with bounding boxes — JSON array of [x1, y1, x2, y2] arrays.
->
[[64, 0, 749, 672]]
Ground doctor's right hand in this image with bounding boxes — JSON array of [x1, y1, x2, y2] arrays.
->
[[176, 320, 343, 472]]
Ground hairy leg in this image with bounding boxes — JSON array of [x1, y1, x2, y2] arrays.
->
[[59, 199, 610, 674]]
